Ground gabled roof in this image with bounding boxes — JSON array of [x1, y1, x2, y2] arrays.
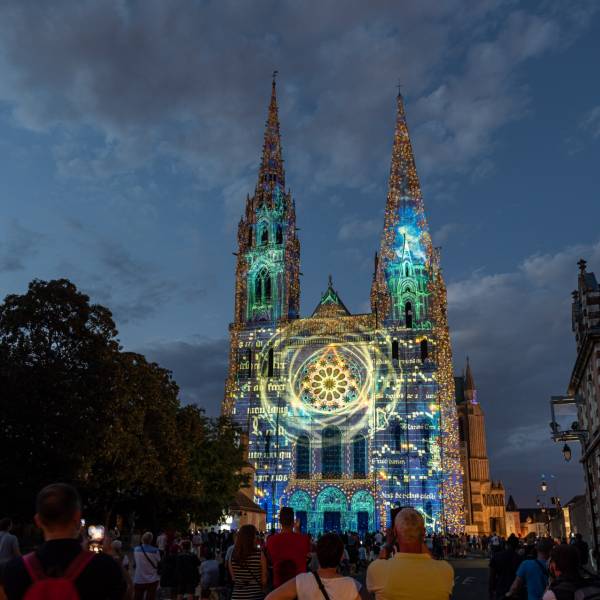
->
[[506, 495, 518, 512], [312, 276, 351, 318]]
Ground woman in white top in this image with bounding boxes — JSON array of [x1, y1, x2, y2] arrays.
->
[[265, 533, 361, 600]]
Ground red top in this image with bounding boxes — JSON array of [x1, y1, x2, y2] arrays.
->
[[266, 531, 310, 588]]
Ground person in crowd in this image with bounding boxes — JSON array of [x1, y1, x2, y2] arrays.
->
[[489, 534, 522, 600], [543, 543, 600, 600], [133, 531, 161, 600], [199, 549, 219, 599], [175, 540, 200, 600], [159, 544, 180, 600], [2, 483, 126, 600], [506, 537, 553, 600], [0, 519, 20, 576], [366, 507, 454, 600], [156, 531, 167, 559], [265, 533, 361, 600], [229, 525, 267, 600], [110, 540, 129, 573], [572, 533, 589, 568], [266, 508, 310, 588]]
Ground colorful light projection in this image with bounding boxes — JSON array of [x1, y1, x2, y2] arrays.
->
[[255, 328, 403, 446]]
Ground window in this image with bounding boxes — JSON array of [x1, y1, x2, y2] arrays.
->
[[322, 426, 342, 478], [296, 435, 310, 478], [260, 226, 269, 245], [420, 339, 428, 362], [393, 422, 403, 451], [353, 435, 367, 478], [248, 228, 253, 247], [267, 348, 274, 378], [405, 302, 413, 328], [405, 264, 410, 277], [458, 418, 465, 442], [247, 349, 253, 378], [255, 268, 272, 306], [392, 339, 399, 361], [276, 225, 283, 244]]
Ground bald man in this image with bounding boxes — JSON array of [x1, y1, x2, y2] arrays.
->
[[366, 508, 454, 600]]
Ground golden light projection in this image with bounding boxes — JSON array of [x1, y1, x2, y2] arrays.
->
[[299, 347, 359, 412]]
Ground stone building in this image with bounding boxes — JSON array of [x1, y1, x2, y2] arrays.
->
[[455, 359, 506, 535], [222, 76, 464, 535], [567, 260, 600, 551]]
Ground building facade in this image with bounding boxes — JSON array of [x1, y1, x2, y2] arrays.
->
[[567, 260, 600, 550], [222, 78, 463, 535], [455, 359, 506, 535]]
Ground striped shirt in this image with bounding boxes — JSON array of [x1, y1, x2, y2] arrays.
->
[[230, 549, 263, 600]]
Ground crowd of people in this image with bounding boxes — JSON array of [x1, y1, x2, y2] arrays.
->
[[1, 483, 600, 600]]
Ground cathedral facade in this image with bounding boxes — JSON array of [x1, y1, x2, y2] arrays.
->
[[222, 78, 463, 535]]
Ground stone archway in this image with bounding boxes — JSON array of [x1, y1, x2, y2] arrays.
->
[[315, 486, 348, 534], [288, 490, 312, 533], [350, 490, 375, 534]]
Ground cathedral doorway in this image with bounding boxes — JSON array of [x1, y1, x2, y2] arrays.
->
[[357, 511, 369, 536], [323, 511, 341, 532], [315, 487, 347, 534]]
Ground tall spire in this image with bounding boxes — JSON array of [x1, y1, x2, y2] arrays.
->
[[464, 357, 475, 391], [257, 70, 285, 197], [464, 357, 477, 404], [371, 90, 433, 321]]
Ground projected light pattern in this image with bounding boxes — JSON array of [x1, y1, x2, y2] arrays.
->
[[223, 82, 464, 536], [299, 347, 359, 412]]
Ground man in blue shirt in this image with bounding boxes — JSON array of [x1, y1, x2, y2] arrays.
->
[[506, 538, 553, 600]]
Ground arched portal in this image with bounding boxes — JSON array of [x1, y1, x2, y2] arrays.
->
[[315, 486, 347, 533], [289, 490, 312, 533], [350, 491, 375, 536]]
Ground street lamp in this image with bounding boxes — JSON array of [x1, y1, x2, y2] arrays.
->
[[541, 480, 548, 493], [562, 443, 572, 462]]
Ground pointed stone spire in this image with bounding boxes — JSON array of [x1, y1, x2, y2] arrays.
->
[[371, 89, 433, 320], [464, 357, 478, 404], [257, 71, 285, 200]]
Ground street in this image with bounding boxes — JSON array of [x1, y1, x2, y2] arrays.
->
[[451, 557, 489, 600]]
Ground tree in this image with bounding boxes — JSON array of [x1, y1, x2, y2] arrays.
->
[[0, 278, 247, 527], [0, 279, 119, 517]]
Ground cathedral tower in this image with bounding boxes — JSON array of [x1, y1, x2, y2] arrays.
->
[[224, 82, 464, 534], [456, 358, 506, 534], [233, 75, 300, 325]]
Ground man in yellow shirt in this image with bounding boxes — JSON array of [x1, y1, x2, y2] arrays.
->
[[366, 508, 454, 600]]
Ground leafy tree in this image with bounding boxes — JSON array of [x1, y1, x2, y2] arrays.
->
[[0, 278, 247, 528]]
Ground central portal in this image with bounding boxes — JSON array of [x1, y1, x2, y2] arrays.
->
[[323, 511, 341, 532]]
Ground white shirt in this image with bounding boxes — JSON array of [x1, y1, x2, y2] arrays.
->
[[133, 544, 161, 584], [295, 572, 360, 600]]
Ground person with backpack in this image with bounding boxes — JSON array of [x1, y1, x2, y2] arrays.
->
[[2, 483, 127, 600], [265, 533, 361, 600], [229, 525, 267, 600], [265, 508, 310, 589], [542, 543, 600, 600], [506, 538, 553, 600]]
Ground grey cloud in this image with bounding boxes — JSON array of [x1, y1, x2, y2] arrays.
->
[[0, 0, 592, 201], [140, 336, 229, 416], [0, 219, 44, 272]]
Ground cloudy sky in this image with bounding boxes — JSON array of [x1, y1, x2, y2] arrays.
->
[[1, 0, 599, 506]]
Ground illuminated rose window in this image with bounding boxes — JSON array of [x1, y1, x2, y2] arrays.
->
[[299, 349, 360, 412]]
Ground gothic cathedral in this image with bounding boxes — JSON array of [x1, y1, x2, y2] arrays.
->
[[222, 77, 464, 535]]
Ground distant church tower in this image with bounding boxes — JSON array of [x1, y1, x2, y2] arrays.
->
[[455, 359, 506, 535], [223, 77, 464, 535]]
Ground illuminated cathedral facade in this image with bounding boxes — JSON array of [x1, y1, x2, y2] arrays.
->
[[223, 77, 463, 535]]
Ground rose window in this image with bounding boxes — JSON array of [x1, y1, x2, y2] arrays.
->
[[299, 348, 360, 412]]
